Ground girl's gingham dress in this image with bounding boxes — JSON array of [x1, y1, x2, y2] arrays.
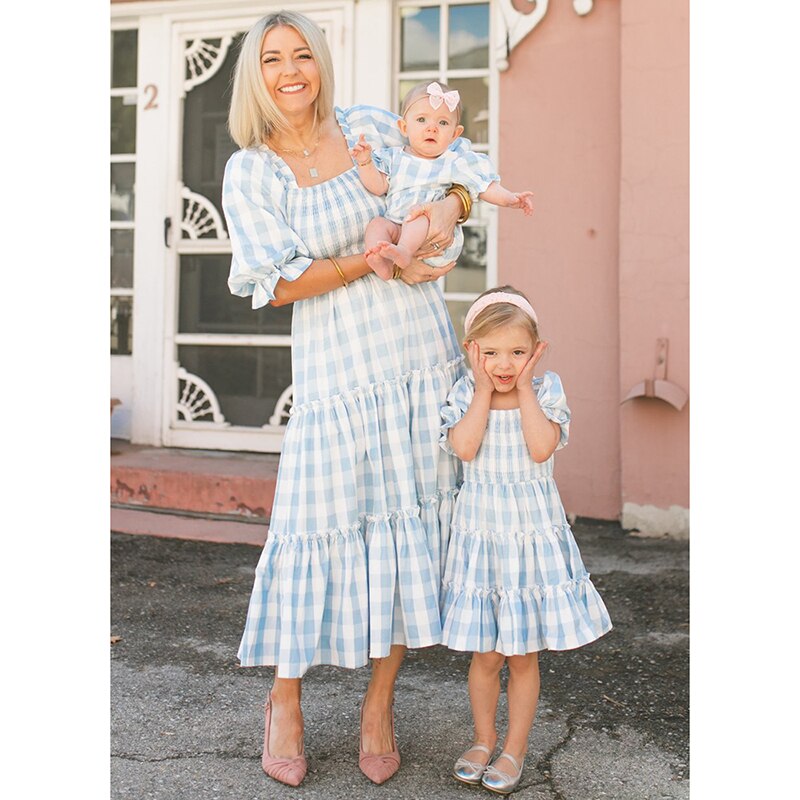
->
[[372, 146, 498, 268], [223, 106, 467, 678], [439, 372, 612, 654]]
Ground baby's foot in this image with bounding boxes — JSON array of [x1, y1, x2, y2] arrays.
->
[[376, 241, 412, 269], [364, 245, 395, 281]]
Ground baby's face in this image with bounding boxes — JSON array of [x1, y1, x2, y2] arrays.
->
[[398, 97, 464, 159]]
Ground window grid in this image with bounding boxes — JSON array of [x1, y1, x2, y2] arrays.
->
[[111, 27, 138, 356], [395, 0, 495, 320]]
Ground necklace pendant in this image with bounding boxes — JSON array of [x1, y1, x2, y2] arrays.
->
[[309, 166, 319, 178], [302, 149, 310, 158]]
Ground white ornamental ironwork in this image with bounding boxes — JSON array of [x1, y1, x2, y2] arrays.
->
[[495, 0, 594, 72], [266, 384, 294, 427], [181, 186, 229, 240], [176, 367, 229, 425], [184, 37, 234, 92]]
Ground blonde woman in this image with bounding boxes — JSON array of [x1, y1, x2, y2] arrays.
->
[[223, 10, 470, 788]]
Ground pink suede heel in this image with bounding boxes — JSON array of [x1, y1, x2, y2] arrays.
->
[[261, 695, 307, 787], [358, 701, 401, 784]]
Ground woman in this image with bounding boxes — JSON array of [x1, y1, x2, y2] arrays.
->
[[223, 10, 470, 787]]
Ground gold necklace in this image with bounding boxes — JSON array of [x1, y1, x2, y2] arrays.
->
[[272, 119, 322, 177]]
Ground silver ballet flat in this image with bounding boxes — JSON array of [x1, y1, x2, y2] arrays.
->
[[452, 743, 492, 785], [481, 751, 525, 795]]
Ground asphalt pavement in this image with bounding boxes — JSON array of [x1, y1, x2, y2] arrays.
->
[[110, 520, 689, 799]]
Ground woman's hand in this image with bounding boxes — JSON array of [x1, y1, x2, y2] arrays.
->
[[398, 257, 456, 285], [517, 341, 549, 390], [405, 194, 462, 258], [467, 341, 494, 396]]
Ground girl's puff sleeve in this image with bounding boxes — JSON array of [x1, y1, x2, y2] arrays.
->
[[535, 370, 571, 450], [450, 149, 500, 200], [439, 375, 475, 455], [222, 149, 313, 309]]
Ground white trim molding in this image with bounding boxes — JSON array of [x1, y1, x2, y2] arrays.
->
[[494, 0, 594, 72]]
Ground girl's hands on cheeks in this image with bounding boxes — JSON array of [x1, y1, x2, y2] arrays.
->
[[517, 340, 549, 390], [467, 341, 495, 396], [399, 257, 456, 285]]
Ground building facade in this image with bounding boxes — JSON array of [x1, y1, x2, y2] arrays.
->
[[110, 0, 689, 535]]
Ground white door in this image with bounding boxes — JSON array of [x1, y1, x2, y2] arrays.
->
[[162, 5, 353, 452]]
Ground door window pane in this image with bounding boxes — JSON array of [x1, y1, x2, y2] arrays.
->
[[447, 227, 487, 294], [111, 96, 137, 154], [111, 297, 133, 355], [448, 77, 489, 144], [446, 300, 473, 343], [111, 162, 135, 221], [178, 345, 293, 427], [400, 7, 440, 72], [112, 30, 138, 88], [448, 4, 490, 68], [111, 230, 134, 289], [179, 255, 293, 335]]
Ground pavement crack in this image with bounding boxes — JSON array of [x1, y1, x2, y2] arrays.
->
[[533, 712, 581, 800], [112, 751, 229, 763]]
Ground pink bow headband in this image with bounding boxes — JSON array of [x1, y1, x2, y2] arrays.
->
[[464, 292, 539, 336], [425, 82, 460, 113]]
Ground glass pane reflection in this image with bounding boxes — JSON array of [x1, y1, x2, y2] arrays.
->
[[111, 296, 133, 355], [447, 226, 487, 294], [111, 162, 135, 221], [111, 230, 134, 289], [179, 255, 293, 335], [400, 7, 440, 72], [448, 77, 489, 144], [446, 300, 474, 345], [112, 29, 138, 89], [448, 4, 490, 69], [111, 96, 137, 155], [178, 345, 293, 428]]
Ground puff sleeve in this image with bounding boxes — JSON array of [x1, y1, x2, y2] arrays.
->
[[535, 371, 571, 450], [371, 146, 398, 177], [449, 149, 500, 199], [439, 375, 475, 455], [222, 149, 313, 309]]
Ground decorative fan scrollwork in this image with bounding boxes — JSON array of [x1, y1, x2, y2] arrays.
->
[[177, 367, 228, 425], [267, 384, 294, 427], [181, 186, 228, 240], [184, 37, 234, 92]]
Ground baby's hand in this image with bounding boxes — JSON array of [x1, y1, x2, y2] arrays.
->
[[466, 341, 494, 395], [350, 134, 373, 167], [511, 191, 535, 217]]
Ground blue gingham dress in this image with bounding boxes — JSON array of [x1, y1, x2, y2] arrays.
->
[[439, 372, 612, 654], [223, 106, 467, 677], [373, 146, 498, 267]]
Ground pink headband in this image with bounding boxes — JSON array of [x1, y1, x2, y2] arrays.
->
[[464, 292, 539, 336]]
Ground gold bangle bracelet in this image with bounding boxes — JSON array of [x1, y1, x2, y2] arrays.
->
[[330, 257, 348, 287], [447, 184, 472, 224], [392, 264, 403, 280]]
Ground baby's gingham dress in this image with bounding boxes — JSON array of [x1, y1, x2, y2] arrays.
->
[[372, 146, 498, 268], [439, 373, 612, 654], [223, 106, 467, 678]]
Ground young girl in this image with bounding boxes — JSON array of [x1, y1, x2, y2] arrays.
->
[[439, 286, 612, 794], [349, 82, 534, 280]]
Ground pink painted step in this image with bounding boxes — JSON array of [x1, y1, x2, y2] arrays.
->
[[111, 440, 280, 520]]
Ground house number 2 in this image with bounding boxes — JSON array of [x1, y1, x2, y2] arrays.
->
[[143, 84, 159, 110]]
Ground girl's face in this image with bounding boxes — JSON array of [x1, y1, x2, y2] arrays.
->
[[398, 98, 464, 159], [260, 26, 320, 118], [471, 324, 537, 393]]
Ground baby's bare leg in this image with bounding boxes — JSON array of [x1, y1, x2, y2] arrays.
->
[[364, 217, 401, 280], [376, 215, 430, 269]]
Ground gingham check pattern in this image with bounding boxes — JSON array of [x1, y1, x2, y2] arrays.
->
[[372, 146, 498, 267], [439, 373, 612, 654], [224, 106, 468, 677]]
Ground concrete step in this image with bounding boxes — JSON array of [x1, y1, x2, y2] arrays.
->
[[110, 440, 280, 524]]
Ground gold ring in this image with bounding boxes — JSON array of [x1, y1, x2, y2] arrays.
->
[[432, 243, 440, 250]]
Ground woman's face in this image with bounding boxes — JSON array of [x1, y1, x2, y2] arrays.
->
[[260, 25, 320, 118]]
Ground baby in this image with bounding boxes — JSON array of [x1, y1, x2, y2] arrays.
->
[[350, 81, 534, 280]]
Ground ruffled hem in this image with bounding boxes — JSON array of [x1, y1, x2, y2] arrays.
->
[[440, 574, 613, 654], [237, 489, 458, 677]]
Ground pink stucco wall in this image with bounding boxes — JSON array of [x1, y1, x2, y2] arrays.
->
[[498, 0, 622, 520], [618, 0, 689, 514], [498, 0, 688, 523]]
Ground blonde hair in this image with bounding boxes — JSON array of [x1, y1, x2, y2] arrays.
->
[[464, 286, 540, 345], [228, 11, 336, 149], [401, 80, 462, 122]]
